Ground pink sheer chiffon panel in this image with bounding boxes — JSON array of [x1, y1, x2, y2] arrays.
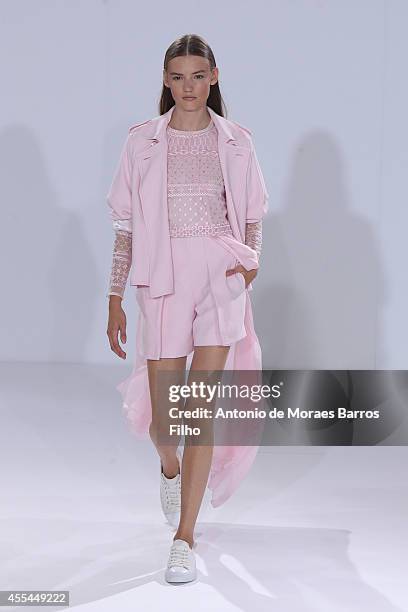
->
[[117, 311, 152, 439], [117, 366, 151, 439], [208, 445, 260, 507]]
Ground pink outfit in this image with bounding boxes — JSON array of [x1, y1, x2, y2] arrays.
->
[[106, 105, 269, 508]]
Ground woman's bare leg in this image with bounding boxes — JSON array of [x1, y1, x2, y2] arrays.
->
[[174, 344, 230, 548], [147, 356, 186, 478]]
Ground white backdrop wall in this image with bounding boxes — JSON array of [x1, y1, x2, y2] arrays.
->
[[1, 0, 407, 368]]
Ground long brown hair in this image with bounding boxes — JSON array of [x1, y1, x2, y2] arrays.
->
[[159, 34, 227, 118]]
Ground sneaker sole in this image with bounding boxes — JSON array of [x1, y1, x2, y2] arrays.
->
[[165, 570, 197, 583]]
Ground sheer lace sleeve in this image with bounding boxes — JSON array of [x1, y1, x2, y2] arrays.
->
[[245, 220, 263, 259], [107, 219, 132, 298]]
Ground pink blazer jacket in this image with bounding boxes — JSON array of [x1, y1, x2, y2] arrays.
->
[[106, 104, 269, 298]]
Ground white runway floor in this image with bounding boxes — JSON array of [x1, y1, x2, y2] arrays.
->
[[0, 363, 406, 611]]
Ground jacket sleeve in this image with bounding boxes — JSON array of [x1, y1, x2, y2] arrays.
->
[[106, 134, 134, 298], [245, 139, 269, 223], [106, 134, 133, 223]]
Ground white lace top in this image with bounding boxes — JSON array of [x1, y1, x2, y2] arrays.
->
[[107, 119, 263, 298]]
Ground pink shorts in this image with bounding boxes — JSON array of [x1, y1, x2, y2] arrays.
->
[[135, 235, 247, 359]]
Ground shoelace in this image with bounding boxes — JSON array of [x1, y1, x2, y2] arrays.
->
[[168, 545, 190, 569], [163, 477, 181, 512]]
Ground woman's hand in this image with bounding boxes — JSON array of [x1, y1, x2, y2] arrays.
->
[[226, 264, 257, 288], [107, 296, 127, 359]]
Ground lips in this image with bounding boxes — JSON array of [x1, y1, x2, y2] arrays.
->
[[183, 97, 196, 100]]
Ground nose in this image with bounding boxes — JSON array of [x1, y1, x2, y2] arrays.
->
[[183, 79, 194, 92]]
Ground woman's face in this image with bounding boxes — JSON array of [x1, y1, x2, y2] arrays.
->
[[163, 55, 218, 111]]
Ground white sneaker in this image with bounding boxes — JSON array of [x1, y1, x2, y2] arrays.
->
[[165, 538, 197, 583], [160, 447, 182, 528]]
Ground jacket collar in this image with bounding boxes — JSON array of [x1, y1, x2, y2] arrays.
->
[[147, 104, 237, 143]]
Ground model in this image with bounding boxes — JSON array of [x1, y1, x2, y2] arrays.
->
[[105, 34, 269, 584]]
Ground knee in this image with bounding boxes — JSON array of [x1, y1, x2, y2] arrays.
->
[[149, 419, 172, 446]]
